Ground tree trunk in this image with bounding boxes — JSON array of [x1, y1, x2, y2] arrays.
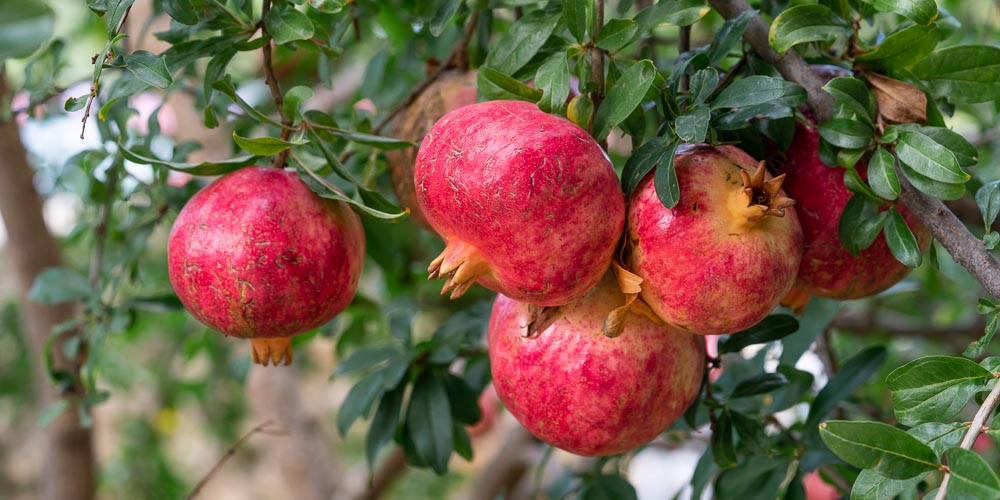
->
[[0, 78, 95, 500]]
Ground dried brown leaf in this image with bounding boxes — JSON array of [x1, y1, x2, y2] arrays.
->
[[867, 72, 927, 125]]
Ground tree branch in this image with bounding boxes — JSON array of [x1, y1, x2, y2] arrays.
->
[[185, 420, 287, 500], [706, 0, 1000, 302], [260, 0, 293, 169], [935, 373, 1000, 500]]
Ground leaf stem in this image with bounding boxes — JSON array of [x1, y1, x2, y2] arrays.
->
[[80, 5, 132, 140], [935, 373, 1000, 500], [259, 0, 293, 169]]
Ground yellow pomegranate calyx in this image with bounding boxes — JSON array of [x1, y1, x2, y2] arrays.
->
[[250, 337, 293, 366], [428, 240, 493, 299], [732, 161, 796, 228]]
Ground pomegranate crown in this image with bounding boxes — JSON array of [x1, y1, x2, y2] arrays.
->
[[739, 161, 795, 223]]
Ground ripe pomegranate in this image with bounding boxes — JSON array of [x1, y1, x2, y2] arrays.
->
[[627, 145, 803, 335], [777, 122, 930, 300], [488, 273, 705, 457], [386, 70, 478, 230], [167, 166, 365, 366], [415, 100, 625, 306]]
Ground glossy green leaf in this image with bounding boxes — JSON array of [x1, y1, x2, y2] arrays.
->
[[689, 69, 719, 106], [652, 141, 681, 208], [106, 0, 134, 38], [308, 125, 413, 150], [292, 159, 408, 220], [914, 126, 979, 167], [806, 346, 888, 430], [429, 0, 461, 37], [851, 469, 925, 500], [563, 0, 590, 42], [676, 106, 710, 143], [712, 102, 794, 130], [118, 143, 256, 175], [405, 371, 453, 474], [64, 94, 89, 112], [483, 11, 560, 75], [162, 0, 198, 25], [730, 373, 789, 399], [944, 447, 1000, 499], [897, 159, 966, 200], [337, 371, 385, 435], [819, 118, 874, 149], [908, 422, 967, 457], [865, 0, 938, 25], [593, 59, 656, 140], [283, 85, 313, 123], [868, 147, 901, 200], [856, 24, 940, 70], [213, 76, 296, 130], [441, 373, 481, 426], [843, 168, 885, 205], [596, 19, 638, 52], [852, 208, 890, 254], [768, 4, 850, 55], [884, 208, 922, 267], [28, 267, 91, 305], [912, 45, 1000, 104], [824, 76, 877, 124], [977, 180, 1000, 232], [635, 0, 708, 29], [579, 474, 639, 500], [719, 315, 799, 353], [265, 3, 315, 45], [819, 421, 939, 479], [966, 312, 1000, 358], [535, 52, 571, 114], [715, 457, 791, 500], [0, 0, 54, 60], [232, 132, 305, 156], [896, 130, 969, 183], [838, 194, 870, 256], [477, 66, 543, 103], [123, 50, 172, 89], [730, 411, 770, 453], [711, 76, 806, 109], [706, 9, 754, 65], [622, 137, 677, 195], [887, 356, 993, 425], [334, 344, 402, 376], [366, 384, 404, 472], [712, 411, 738, 468]]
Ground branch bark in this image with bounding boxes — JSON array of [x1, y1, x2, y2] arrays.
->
[[706, 0, 1000, 302], [0, 76, 94, 500]]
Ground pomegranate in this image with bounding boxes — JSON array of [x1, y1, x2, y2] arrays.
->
[[415, 100, 624, 306], [386, 70, 478, 230], [778, 122, 930, 300], [488, 273, 705, 457], [167, 166, 365, 366], [627, 145, 803, 335]]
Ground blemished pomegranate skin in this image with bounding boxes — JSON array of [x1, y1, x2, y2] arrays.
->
[[627, 145, 803, 335], [780, 122, 930, 299], [415, 100, 625, 307], [488, 273, 705, 457], [167, 166, 365, 365]]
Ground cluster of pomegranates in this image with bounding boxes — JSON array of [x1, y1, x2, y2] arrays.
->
[[165, 79, 927, 456]]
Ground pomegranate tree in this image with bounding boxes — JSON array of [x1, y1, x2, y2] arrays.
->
[[488, 273, 705, 456], [778, 122, 931, 300], [167, 166, 365, 366], [415, 100, 624, 306], [627, 145, 803, 335]]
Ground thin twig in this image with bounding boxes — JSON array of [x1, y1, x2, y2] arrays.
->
[[185, 420, 286, 500], [80, 5, 132, 139], [935, 373, 1000, 500], [704, 56, 746, 103], [260, 0, 293, 169], [679, 26, 691, 92]]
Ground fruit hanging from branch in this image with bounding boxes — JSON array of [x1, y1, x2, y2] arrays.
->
[[627, 145, 803, 335], [167, 166, 365, 366], [415, 100, 625, 307], [488, 272, 705, 457]]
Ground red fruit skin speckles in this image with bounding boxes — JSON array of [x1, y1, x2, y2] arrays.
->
[[627, 145, 803, 335], [415, 100, 625, 307], [488, 274, 705, 457], [780, 123, 930, 299], [167, 167, 365, 341]]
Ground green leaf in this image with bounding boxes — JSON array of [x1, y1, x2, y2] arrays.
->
[[406, 371, 453, 474], [64, 94, 89, 112], [819, 421, 939, 479], [28, 267, 93, 305], [162, 0, 198, 25], [483, 11, 560, 75], [887, 356, 993, 426], [309, 126, 413, 150], [824, 76, 876, 124], [476, 66, 544, 103], [334, 344, 402, 376], [806, 346, 888, 430], [213, 76, 295, 131], [712, 411, 738, 468], [337, 371, 385, 435], [730, 373, 789, 399], [0, 0, 54, 60], [730, 411, 770, 453], [971, 313, 1000, 359], [706, 9, 754, 65], [36, 400, 70, 427], [441, 373, 481, 426], [292, 159, 409, 221], [715, 457, 791, 500], [106, 0, 134, 38], [908, 422, 967, 457], [855, 24, 940, 69], [838, 194, 875, 255], [123, 50, 172, 89], [676, 106, 710, 143], [868, 147, 901, 200], [563, 0, 590, 42], [843, 168, 885, 205], [912, 45, 1000, 104], [596, 19, 638, 52], [711, 76, 806, 109], [884, 208, 922, 267], [118, 143, 256, 176], [283, 85, 313, 124], [593, 59, 656, 140], [429, 0, 461, 37], [719, 315, 799, 353], [896, 130, 969, 184], [366, 384, 404, 472], [851, 469, 924, 500], [653, 141, 681, 208], [689, 69, 719, 106], [897, 159, 966, 200], [622, 137, 677, 195], [819, 118, 874, 149], [979, 181, 1000, 232], [580, 474, 639, 500], [535, 52, 571, 114], [712, 102, 795, 130], [865, 0, 938, 25], [944, 447, 1000, 499], [768, 4, 850, 55], [635, 0, 708, 28], [265, 3, 315, 45], [915, 127, 979, 167], [232, 132, 305, 156]]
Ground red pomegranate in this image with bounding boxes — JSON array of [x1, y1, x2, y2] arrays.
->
[[167, 166, 365, 365], [627, 145, 803, 335], [488, 273, 705, 456], [415, 100, 625, 306], [778, 122, 930, 299]]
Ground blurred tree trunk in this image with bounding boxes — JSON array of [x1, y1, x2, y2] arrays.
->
[[0, 76, 95, 500]]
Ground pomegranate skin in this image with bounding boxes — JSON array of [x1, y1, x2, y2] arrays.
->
[[627, 145, 803, 335], [167, 167, 365, 363], [415, 100, 625, 307], [780, 123, 931, 299], [488, 274, 705, 456]]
